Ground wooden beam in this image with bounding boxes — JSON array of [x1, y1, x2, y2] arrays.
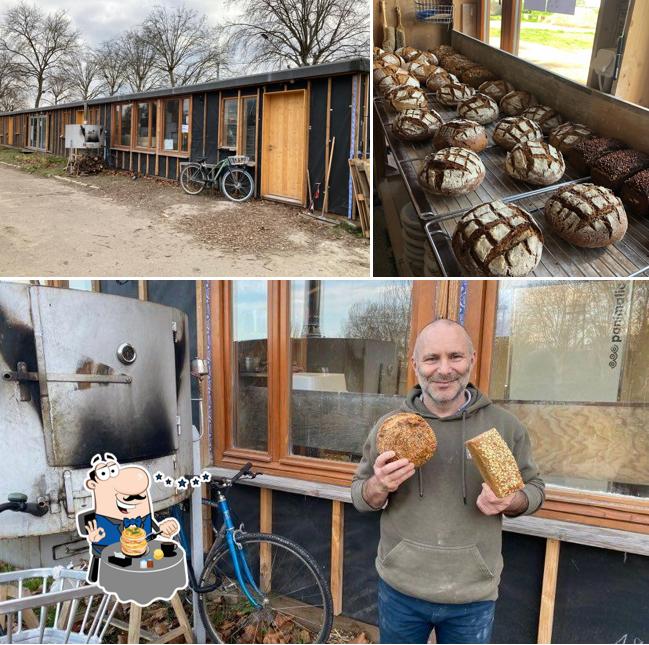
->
[[128, 603, 142, 644], [260, 487, 272, 592], [537, 538, 560, 644], [331, 500, 345, 615], [138, 281, 148, 301], [615, 0, 649, 108]]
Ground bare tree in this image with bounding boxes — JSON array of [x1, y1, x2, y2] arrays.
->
[[0, 49, 26, 111], [69, 56, 103, 101], [93, 41, 127, 96], [121, 30, 159, 92], [141, 5, 226, 87], [44, 69, 73, 105], [228, 0, 369, 69], [0, 1, 79, 107]]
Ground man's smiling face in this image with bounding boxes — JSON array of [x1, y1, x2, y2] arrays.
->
[[85, 458, 152, 520]]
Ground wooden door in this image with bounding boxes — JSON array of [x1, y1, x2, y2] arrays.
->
[[261, 90, 308, 205], [7, 117, 14, 146]]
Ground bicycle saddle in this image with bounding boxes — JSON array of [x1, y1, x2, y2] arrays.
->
[[196, 157, 208, 163]]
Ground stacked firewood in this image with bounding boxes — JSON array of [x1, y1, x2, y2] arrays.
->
[[66, 151, 104, 176]]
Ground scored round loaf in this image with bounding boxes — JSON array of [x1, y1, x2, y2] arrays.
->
[[376, 413, 438, 467], [425, 70, 458, 92], [389, 85, 428, 111], [395, 46, 422, 63], [452, 201, 544, 276], [373, 63, 399, 84], [407, 61, 438, 83], [461, 65, 497, 89], [478, 79, 515, 103], [505, 141, 566, 186], [457, 93, 499, 125], [500, 90, 537, 116], [419, 146, 486, 196], [377, 71, 419, 96], [433, 119, 488, 153], [544, 183, 628, 247], [621, 169, 649, 218], [373, 46, 385, 60], [436, 81, 475, 106], [493, 116, 543, 151], [548, 122, 593, 154], [379, 52, 405, 68], [566, 136, 627, 176], [519, 105, 564, 135], [591, 149, 649, 192], [392, 109, 443, 141], [413, 51, 439, 67]]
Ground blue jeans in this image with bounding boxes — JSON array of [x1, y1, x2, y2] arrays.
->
[[378, 578, 495, 644]]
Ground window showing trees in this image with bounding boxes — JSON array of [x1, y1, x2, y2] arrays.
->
[[219, 95, 257, 160], [28, 114, 47, 150], [162, 97, 190, 153], [136, 101, 157, 149]]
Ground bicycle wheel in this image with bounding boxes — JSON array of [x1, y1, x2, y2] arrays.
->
[[180, 164, 207, 195], [198, 532, 333, 644], [221, 168, 254, 202]]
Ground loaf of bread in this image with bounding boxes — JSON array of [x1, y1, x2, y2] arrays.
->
[[393, 109, 443, 141], [377, 413, 438, 468], [478, 79, 515, 103], [425, 69, 458, 92], [566, 137, 626, 176], [389, 85, 428, 111], [373, 46, 385, 60], [419, 147, 486, 196], [621, 169, 649, 218], [499, 90, 537, 116], [373, 64, 399, 83], [436, 82, 476, 106], [379, 52, 405, 68], [591, 149, 649, 192], [442, 56, 477, 77], [457, 93, 499, 125], [505, 141, 566, 186], [544, 183, 628, 247], [408, 61, 438, 83], [452, 201, 544, 276], [434, 119, 488, 153], [377, 71, 419, 95], [519, 105, 564, 135], [395, 46, 422, 63], [493, 116, 543, 151], [461, 65, 497, 89], [432, 44, 456, 59], [548, 122, 593, 154], [465, 429, 525, 498], [413, 51, 439, 67]]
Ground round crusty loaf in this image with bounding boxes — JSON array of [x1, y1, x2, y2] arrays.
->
[[461, 65, 497, 89], [433, 119, 488, 153], [436, 81, 475, 106], [505, 141, 566, 186], [493, 116, 543, 151], [520, 105, 564, 135], [452, 201, 544, 276], [544, 183, 628, 247], [425, 69, 458, 92], [376, 413, 437, 467], [379, 52, 405, 68], [419, 146, 486, 196], [373, 46, 385, 60], [413, 51, 439, 67], [407, 61, 438, 83], [457, 93, 499, 125], [478, 79, 515, 103], [373, 63, 399, 83], [392, 109, 443, 141], [388, 85, 428, 111], [548, 122, 592, 154], [376, 71, 419, 95], [395, 46, 422, 63], [500, 90, 537, 116]]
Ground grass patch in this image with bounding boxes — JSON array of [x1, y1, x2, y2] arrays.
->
[[335, 221, 364, 238], [0, 146, 67, 177]]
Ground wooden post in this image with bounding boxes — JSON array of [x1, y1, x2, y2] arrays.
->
[[128, 603, 142, 644], [537, 538, 561, 644], [260, 487, 273, 592], [331, 500, 345, 615], [169, 593, 194, 642], [138, 281, 148, 301]]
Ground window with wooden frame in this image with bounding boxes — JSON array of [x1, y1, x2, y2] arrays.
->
[[219, 95, 258, 160], [135, 101, 157, 150], [112, 103, 133, 149], [161, 97, 191, 154]]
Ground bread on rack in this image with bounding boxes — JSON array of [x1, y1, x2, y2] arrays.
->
[[452, 201, 544, 276], [425, 69, 459, 92], [505, 141, 566, 186], [478, 79, 515, 103], [378, 52, 405, 68], [376, 71, 419, 95], [565, 136, 626, 176], [461, 65, 497, 89], [433, 119, 488, 153], [548, 122, 593, 154], [376, 413, 438, 468], [442, 56, 477, 77], [408, 61, 438, 83], [436, 81, 476, 106], [373, 46, 385, 60], [465, 428, 525, 498], [388, 85, 428, 111], [544, 183, 628, 247], [499, 90, 537, 116], [457, 93, 499, 125], [519, 105, 564, 135], [413, 51, 439, 67], [395, 46, 422, 63], [373, 64, 399, 84], [621, 169, 649, 218], [431, 44, 456, 59], [393, 109, 443, 141], [418, 147, 486, 196], [493, 116, 543, 151], [590, 149, 649, 192]]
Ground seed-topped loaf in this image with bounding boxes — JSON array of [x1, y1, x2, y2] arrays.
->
[[376, 413, 438, 468], [419, 147, 486, 196], [548, 122, 593, 154], [425, 70, 458, 92], [621, 169, 649, 218], [505, 141, 566, 186], [452, 201, 544, 276], [436, 82, 475, 106], [433, 119, 488, 153], [519, 105, 564, 135], [544, 183, 628, 247], [499, 90, 537, 116], [461, 65, 497, 89], [566, 136, 626, 176], [493, 116, 543, 151], [457, 93, 499, 125], [432, 44, 456, 59], [478, 79, 515, 103], [388, 85, 428, 111], [442, 56, 477, 77], [393, 109, 443, 141], [591, 149, 649, 192]]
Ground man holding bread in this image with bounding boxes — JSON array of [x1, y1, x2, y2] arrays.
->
[[351, 318, 545, 644]]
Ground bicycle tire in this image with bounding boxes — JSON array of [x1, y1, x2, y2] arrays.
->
[[180, 164, 207, 195], [197, 532, 333, 644], [221, 168, 254, 202]]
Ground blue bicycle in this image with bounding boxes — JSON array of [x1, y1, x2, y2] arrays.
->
[[188, 464, 333, 643]]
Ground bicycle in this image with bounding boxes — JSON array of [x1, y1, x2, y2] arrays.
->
[[184, 463, 333, 644], [180, 155, 255, 203]]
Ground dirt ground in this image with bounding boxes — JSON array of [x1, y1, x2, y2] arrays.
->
[[0, 164, 370, 277]]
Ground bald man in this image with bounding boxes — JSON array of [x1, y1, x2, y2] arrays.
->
[[351, 319, 545, 644]]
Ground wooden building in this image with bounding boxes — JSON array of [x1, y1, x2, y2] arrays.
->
[[0, 59, 369, 216]]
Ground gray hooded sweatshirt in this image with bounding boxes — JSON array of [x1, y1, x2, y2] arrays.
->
[[351, 384, 545, 605]]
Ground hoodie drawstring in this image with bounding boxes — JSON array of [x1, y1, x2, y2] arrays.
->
[[418, 468, 423, 498], [462, 409, 467, 505]]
